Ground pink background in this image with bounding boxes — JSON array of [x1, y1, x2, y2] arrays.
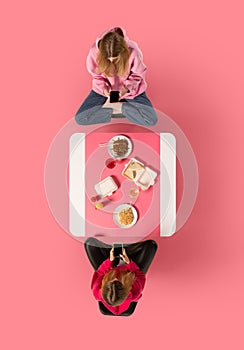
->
[[1, 1, 244, 349]]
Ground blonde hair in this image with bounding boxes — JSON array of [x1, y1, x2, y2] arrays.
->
[[101, 269, 135, 306], [97, 30, 130, 77]]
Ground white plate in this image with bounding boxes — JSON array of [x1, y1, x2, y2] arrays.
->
[[113, 204, 138, 229], [108, 135, 132, 159]]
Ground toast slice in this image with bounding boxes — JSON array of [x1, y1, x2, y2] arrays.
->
[[122, 159, 145, 181]]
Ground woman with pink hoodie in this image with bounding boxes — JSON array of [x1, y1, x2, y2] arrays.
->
[[75, 27, 157, 126]]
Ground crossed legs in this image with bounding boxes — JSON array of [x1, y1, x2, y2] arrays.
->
[[84, 237, 158, 273], [75, 91, 158, 126]]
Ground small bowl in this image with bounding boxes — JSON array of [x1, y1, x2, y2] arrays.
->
[[108, 135, 133, 159]]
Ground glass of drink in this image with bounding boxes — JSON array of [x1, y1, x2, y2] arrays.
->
[[105, 158, 117, 169], [129, 187, 139, 199], [91, 195, 101, 203]]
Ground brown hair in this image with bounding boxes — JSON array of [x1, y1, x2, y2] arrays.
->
[[101, 269, 135, 306], [97, 29, 130, 77]]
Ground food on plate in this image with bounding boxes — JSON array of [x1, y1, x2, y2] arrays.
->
[[119, 207, 134, 226], [123, 160, 145, 181], [112, 138, 129, 156]]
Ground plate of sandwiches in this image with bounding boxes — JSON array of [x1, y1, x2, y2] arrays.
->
[[113, 204, 138, 229], [122, 158, 157, 190], [122, 158, 145, 181]]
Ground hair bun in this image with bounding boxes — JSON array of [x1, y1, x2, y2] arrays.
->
[[111, 27, 124, 37]]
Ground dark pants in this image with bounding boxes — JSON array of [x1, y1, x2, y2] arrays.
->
[[84, 237, 158, 273], [75, 90, 158, 127]]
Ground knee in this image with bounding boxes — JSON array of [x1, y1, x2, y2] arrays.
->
[[139, 102, 158, 126], [75, 113, 82, 125], [75, 111, 92, 126], [84, 237, 98, 247], [145, 240, 158, 251], [128, 103, 158, 126], [145, 110, 158, 126], [75, 110, 91, 125]]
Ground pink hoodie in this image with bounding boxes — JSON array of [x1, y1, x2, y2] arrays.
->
[[91, 258, 146, 315], [86, 27, 147, 99]]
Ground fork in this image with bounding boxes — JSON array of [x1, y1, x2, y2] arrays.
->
[[98, 142, 109, 147]]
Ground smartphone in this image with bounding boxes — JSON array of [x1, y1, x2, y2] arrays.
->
[[113, 242, 123, 257], [110, 91, 120, 103]]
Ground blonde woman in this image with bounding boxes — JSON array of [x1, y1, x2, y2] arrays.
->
[[75, 27, 157, 126], [85, 237, 158, 315]]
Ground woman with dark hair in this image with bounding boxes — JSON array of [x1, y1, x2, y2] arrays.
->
[[75, 27, 157, 126], [85, 237, 158, 315]]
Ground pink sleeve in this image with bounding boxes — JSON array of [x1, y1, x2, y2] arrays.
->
[[126, 259, 141, 272], [91, 259, 113, 300], [126, 260, 146, 301], [86, 45, 111, 95], [123, 48, 147, 96]]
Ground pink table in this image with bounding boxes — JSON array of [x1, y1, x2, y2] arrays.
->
[[85, 131, 160, 241], [69, 124, 176, 243]]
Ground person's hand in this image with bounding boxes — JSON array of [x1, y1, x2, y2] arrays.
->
[[110, 247, 115, 261], [103, 89, 110, 97], [120, 248, 130, 264], [102, 96, 111, 106], [119, 87, 129, 100]]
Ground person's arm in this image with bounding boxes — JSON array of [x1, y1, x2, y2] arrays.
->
[[91, 248, 116, 300], [91, 259, 113, 300], [86, 45, 111, 96], [127, 260, 146, 301], [122, 48, 147, 97], [120, 249, 146, 301]]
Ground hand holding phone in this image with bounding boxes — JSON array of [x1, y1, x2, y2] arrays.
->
[[110, 91, 120, 103], [120, 247, 130, 264], [119, 87, 129, 99], [113, 243, 123, 257]]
